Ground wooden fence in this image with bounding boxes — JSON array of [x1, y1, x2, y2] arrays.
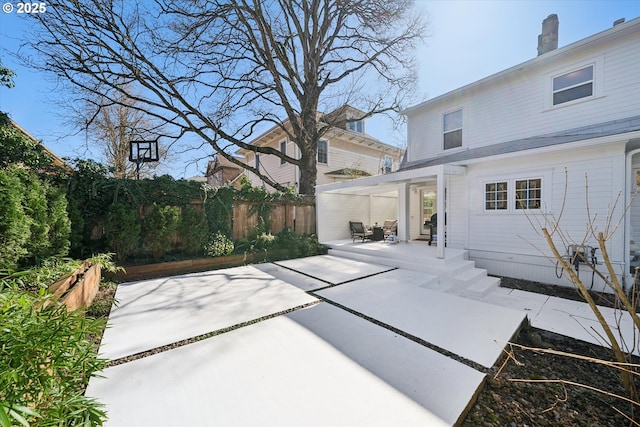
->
[[232, 201, 316, 240], [91, 200, 316, 243]]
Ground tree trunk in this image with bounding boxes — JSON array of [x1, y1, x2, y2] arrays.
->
[[298, 149, 318, 195]]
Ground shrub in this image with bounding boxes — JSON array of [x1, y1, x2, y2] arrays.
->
[[143, 204, 181, 261], [105, 202, 141, 263], [205, 232, 234, 257], [21, 169, 50, 261], [274, 228, 326, 258], [46, 186, 72, 258], [0, 168, 29, 271], [0, 290, 108, 426], [178, 205, 209, 256], [254, 232, 277, 251]]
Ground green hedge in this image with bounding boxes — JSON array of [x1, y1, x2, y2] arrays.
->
[[0, 166, 71, 271]]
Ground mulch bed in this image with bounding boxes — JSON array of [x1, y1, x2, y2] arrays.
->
[[462, 277, 640, 426]]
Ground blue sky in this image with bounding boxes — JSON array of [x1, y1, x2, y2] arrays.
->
[[1, 1, 639, 178]]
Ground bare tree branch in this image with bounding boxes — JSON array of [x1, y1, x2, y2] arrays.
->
[[21, 0, 425, 193]]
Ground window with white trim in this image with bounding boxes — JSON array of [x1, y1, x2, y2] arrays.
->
[[483, 177, 544, 213], [347, 116, 364, 133], [485, 182, 508, 210], [280, 140, 286, 165], [317, 140, 328, 164], [515, 178, 542, 209], [384, 155, 392, 174], [552, 65, 593, 106], [443, 109, 462, 150]]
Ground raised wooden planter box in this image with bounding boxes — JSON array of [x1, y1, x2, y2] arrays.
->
[[111, 249, 291, 282], [45, 261, 102, 312]]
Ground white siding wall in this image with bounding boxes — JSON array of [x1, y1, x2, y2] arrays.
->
[[446, 175, 468, 249], [406, 30, 640, 163], [457, 143, 627, 291], [316, 193, 373, 241], [370, 196, 398, 228]]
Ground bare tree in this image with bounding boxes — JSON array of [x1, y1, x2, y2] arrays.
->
[[513, 169, 640, 417], [21, 0, 425, 194], [80, 92, 169, 178]]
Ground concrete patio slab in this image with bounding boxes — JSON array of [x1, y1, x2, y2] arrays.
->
[[274, 255, 394, 285], [478, 288, 550, 317], [317, 273, 527, 368], [253, 262, 329, 291], [87, 303, 484, 427], [99, 265, 318, 360], [530, 295, 640, 354]]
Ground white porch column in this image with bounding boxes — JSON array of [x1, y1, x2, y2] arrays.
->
[[397, 182, 410, 242], [436, 166, 445, 259]]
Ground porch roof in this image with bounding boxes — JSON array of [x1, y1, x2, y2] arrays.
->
[[315, 163, 465, 195]]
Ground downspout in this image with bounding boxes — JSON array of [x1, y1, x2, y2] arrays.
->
[[437, 165, 445, 259]]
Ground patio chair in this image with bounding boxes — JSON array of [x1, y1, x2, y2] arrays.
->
[[382, 220, 397, 241], [349, 221, 373, 242]]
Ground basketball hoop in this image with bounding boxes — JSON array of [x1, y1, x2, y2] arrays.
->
[[129, 140, 159, 179]]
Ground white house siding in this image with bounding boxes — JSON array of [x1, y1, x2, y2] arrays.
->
[[317, 193, 373, 241], [459, 142, 627, 292], [370, 196, 398, 228], [446, 175, 468, 249], [405, 24, 640, 164], [316, 192, 399, 242]]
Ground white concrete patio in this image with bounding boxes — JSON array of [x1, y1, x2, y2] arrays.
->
[[86, 251, 639, 426], [98, 265, 317, 360], [87, 303, 484, 427]]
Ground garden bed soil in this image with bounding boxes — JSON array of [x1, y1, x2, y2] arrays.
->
[[499, 276, 620, 309], [462, 277, 639, 426], [463, 327, 639, 426]]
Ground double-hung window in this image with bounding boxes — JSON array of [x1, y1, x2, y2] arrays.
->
[[552, 65, 593, 106], [317, 140, 328, 164], [443, 109, 462, 150]]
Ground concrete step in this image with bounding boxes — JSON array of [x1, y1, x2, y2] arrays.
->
[[328, 246, 497, 297], [327, 248, 401, 269], [451, 276, 502, 298], [452, 266, 488, 285]]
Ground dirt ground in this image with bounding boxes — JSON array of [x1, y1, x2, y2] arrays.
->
[[463, 277, 640, 426]]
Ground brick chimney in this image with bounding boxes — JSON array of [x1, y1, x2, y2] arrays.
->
[[537, 14, 559, 56]]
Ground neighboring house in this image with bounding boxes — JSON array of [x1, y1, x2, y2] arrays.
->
[[316, 15, 640, 292], [10, 119, 70, 171], [207, 155, 244, 188], [186, 155, 244, 188], [236, 105, 404, 192]]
